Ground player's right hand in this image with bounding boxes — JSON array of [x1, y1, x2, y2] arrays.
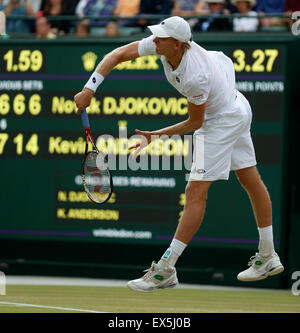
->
[[74, 88, 94, 114]]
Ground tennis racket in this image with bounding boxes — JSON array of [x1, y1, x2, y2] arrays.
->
[[81, 108, 113, 204]]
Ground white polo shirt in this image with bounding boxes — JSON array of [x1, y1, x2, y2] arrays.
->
[[138, 35, 237, 120]]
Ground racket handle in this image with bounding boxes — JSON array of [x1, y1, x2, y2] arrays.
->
[[81, 108, 90, 129]]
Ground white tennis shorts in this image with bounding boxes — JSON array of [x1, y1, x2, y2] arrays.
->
[[189, 91, 257, 181]]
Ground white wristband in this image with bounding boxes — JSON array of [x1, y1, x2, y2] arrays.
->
[[84, 72, 104, 92]]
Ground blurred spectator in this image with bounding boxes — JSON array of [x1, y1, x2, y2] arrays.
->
[[40, 0, 78, 13], [0, 0, 4, 11], [172, 0, 209, 28], [0, 0, 35, 33], [75, 0, 87, 16], [65, 0, 80, 14], [194, 0, 233, 32], [105, 20, 120, 36], [257, 0, 285, 13], [285, 0, 300, 12], [75, 18, 90, 36], [75, 0, 118, 27], [29, 0, 42, 13], [172, 0, 208, 16], [225, 0, 238, 13], [35, 15, 56, 38], [0, 0, 41, 12], [256, 0, 285, 27], [137, 0, 172, 30], [113, 0, 140, 26], [231, 0, 259, 31], [41, 0, 71, 34], [284, 0, 300, 30]]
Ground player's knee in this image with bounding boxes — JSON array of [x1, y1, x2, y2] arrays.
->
[[185, 181, 209, 205], [237, 170, 264, 192]]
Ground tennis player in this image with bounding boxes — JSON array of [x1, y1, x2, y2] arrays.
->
[[74, 16, 284, 292]]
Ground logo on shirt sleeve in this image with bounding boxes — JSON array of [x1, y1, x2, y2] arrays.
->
[[188, 92, 206, 105]]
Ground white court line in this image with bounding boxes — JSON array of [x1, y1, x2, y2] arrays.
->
[[0, 301, 108, 313], [6, 275, 287, 293]]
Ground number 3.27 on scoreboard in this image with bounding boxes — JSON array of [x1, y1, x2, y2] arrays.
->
[[232, 48, 279, 73]]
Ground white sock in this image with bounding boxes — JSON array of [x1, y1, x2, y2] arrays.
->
[[159, 238, 187, 267], [258, 225, 275, 257]]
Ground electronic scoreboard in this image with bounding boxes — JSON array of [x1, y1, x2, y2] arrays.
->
[[0, 36, 288, 254]]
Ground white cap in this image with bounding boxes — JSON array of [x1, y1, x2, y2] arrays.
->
[[231, 0, 256, 7], [148, 16, 192, 43]]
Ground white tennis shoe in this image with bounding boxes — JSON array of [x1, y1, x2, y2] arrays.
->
[[127, 261, 178, 292], [237, 252, 284, 282]]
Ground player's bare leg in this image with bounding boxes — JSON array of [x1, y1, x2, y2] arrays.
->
[[235, 165, 284, 281], [235, 166, 272, 229], [127, 180, 212, 292], [158, 180, 212, 267], [157, 180, 212, 267], [174, 180, 212, 244]]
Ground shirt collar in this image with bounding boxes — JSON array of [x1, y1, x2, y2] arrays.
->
[[163, 50, 188, 76]]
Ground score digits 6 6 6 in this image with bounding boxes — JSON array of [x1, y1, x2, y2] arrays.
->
[[0, 93, 41, 116]]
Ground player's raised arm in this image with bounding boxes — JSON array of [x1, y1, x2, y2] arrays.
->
[[74, 41, 140, 113], [96, 41, 140, 77]]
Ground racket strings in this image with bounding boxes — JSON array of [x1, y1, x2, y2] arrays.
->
[[83, 151, 112, 203]]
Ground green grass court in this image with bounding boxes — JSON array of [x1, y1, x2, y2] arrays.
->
[[0, 285, 299, 313]]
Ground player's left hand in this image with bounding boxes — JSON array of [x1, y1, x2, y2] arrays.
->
[[129, 129, 152, 159]]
